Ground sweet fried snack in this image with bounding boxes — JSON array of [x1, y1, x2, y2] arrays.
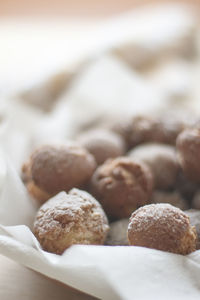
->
[[34, 189, 109, 254], [22, 143, 96, 203], [112, 115, 186, 149], [151, 190, 188, 210], [175, 171, 198, 201], [90, 157, 153, 220], [177, 128, 200, 182], [129, 143, 179, 190], [185, 209, 200, 250], [128, 203, 197, 255], [78, 129, 126, 165]]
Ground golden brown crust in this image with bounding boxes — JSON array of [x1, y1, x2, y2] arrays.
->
[[33, 189, 109, 254], [78, 129, 126, 165], [176, 128, 200, 182], [21, 161, 31, 184], [128, 203, 197, 255], [27, 143, 96, 196], [27, 181, 51, 205], [129, 143, 179, 189], [90, 157, 154, 220]]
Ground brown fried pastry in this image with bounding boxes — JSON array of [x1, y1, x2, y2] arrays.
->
[[129, 143, 179, 190], [191, 191, 200, 210], [151, 190, 188, 210], [175, 171, 198, 202], [78, 129, 126, 165], [22, 143, 96, 204], [34, 189, 109, 254], [177, 128, 200, 182], [112, 115, 186, 149], [185, 209, 200, 250], [128, 203, 197, 255], [90, 157, 153, 220]]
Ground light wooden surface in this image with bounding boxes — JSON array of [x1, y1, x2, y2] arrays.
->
[[0, 255, 96, 300]]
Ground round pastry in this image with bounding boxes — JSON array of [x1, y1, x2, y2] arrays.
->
[[185, 209, 200, 250], [128, 203, 197, 255], [26, 181, 51, 204], [22, 162, 51, 204], [105, 218, 129, 246], [90, 157, 153, 220], [177, 128, 200, 182], [21, 161, 31, 184], [129, 143, 179, 190], [33, 188, 109, 254], [112, 115, 186, 149], [192, 191, 200, 210], [77, 129, 126, 165], [22, 143, 96, 202], [175, 171, 198, 201], [151, 190, 188, 210]]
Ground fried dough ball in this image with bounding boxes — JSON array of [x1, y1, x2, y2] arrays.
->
[[175, 171, 198, 202], [191, 191, 200, 210], [185, 209, 200, 250], [151, 190, 188, 210], [112, 115, 186, 149], [128, 203, 197, 255], [177, 128, 200, 182], [22, 161, 51, 204], [26, 181, 51, 204], [78, 129, 126, 165], [129, 143, 179, 190], [33, 189, 109, 254], [90, 157, 153, 220], [22, 143, 96, 203]]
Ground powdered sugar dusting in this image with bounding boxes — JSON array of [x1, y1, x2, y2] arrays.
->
[[34, 189, 109, 254], [129, 203, 189, 233], [127, 203, 196, 254]]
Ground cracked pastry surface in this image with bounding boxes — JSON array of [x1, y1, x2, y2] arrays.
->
[[128, 203, 197, 255], [33, 189, 109, 254], [90, 157, 153, 220]]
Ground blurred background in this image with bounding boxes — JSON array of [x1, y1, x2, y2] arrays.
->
[[0, 0, 197, 18], [0, 0, 199, 98], [0, 0, 200, 124], [0, 0, 199, 160], [0, 0, 199, 17]]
